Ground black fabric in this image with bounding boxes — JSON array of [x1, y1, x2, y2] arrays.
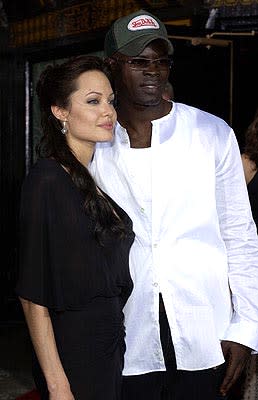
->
[[16, 158, 134, 399], [122, 310, 227, 400], [247, 171, 258, 231]]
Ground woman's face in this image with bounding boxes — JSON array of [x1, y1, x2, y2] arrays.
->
[[65, 70, 116, 149]]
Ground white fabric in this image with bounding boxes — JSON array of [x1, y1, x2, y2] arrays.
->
[[89, 102, 258, 374]]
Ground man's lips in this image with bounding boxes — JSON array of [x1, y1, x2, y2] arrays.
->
[[141, 82, 161, 89]]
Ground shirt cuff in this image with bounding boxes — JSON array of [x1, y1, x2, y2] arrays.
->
[[222, 319, 258, 353]]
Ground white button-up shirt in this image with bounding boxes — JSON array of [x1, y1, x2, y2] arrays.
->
[[89, 102, 258, 374]]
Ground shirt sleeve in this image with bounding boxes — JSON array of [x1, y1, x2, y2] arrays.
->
[[216, 129, 258, 351]]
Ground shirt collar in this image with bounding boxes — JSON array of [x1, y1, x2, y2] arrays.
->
[[116, 102, 175, 147]]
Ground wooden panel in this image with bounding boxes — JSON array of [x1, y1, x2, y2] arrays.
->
[[9, 0, 141, 48]]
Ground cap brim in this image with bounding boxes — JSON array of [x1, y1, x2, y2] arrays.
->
[[118, 34, 173, 56]]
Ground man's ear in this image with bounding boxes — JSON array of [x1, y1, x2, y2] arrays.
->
[[105, 57, 118, 72], [105, 57, 114, 67], [51, 105, 68, 122]]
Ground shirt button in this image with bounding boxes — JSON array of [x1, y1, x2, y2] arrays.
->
[[153, 282, 158, 287], [153, 243, 158, 248], [140, 207, 145, 213]]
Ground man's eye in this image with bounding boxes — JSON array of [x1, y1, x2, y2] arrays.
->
[[130, 59, 148, 67], [158, 59, 172, 67]]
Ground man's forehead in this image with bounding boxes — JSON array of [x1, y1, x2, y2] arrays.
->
[[137, 40, 169, 56]]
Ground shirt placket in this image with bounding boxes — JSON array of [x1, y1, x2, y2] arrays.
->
[[151, 123, 166, 367]]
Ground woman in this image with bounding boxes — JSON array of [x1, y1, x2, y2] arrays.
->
[[16, 55, 134, 400], [241, 107, 258, 400]]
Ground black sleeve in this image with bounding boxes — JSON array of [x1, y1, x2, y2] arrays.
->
[[16, 159, 133, 311], [16, 168, 58, 308]]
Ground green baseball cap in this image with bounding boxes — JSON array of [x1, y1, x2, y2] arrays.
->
[[104, 9, 174, 57]]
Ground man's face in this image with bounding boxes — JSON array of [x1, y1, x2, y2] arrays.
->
[[114, 40, 171, 107]]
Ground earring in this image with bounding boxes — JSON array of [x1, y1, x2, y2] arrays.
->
[[61, 121, 67, 135]]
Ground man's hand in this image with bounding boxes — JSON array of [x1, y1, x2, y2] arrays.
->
[[219, 340, 251, 396]]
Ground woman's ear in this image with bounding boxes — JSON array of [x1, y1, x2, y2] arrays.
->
[[51, 105, 68, 122]]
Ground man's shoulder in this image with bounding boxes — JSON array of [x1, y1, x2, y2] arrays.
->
[[174, 102, 230, 129], [171, 103, 234, 150]]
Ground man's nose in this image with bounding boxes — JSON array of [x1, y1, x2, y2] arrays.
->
[[144, 60, 161, 74]]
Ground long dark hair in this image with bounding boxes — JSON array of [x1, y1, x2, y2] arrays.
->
[[244, 107, 258, 169], [36, 55, 126, 244]]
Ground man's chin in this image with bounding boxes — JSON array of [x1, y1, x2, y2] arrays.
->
[[134, 99, 162, 107]]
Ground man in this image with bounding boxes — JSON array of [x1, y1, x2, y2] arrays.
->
[[89, 9, 258, 400]]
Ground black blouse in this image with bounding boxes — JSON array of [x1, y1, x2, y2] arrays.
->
[[16, 158, 134, 311]]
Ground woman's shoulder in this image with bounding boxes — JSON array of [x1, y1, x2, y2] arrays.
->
[[23, 158, 67, 192], [27, 158, 63, 179], [31, 157, 59, 171]]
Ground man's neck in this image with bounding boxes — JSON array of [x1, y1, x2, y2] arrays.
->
[[117, 100, 172, 148]]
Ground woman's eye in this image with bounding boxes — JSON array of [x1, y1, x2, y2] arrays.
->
[[87, 99, 99, 104], [109, 99, 115, 105]]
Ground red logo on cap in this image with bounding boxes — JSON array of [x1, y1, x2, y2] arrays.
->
[[132, 18, 157, 28], [128, 15, 160, 31]]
